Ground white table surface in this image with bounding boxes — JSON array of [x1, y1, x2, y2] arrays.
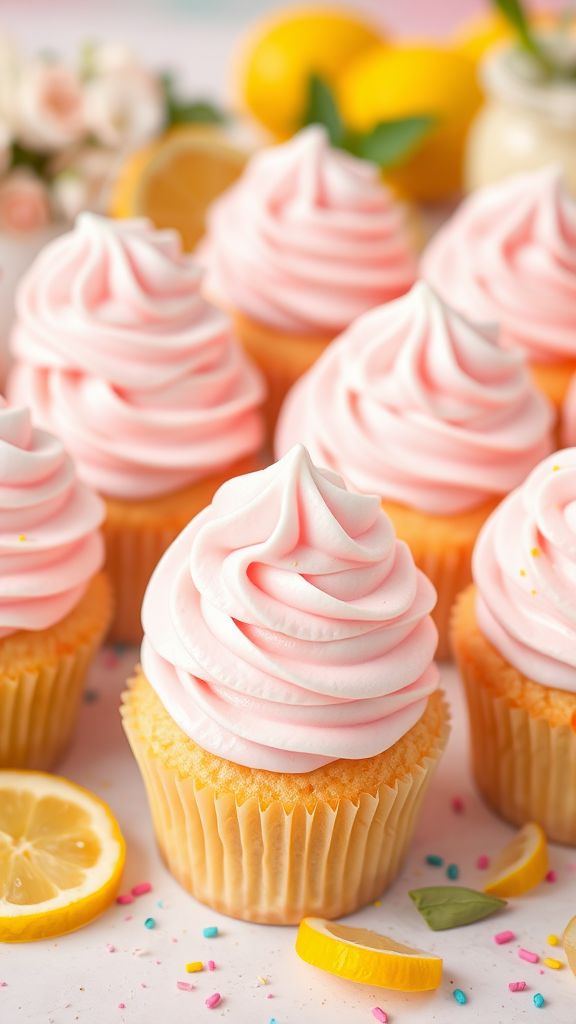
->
[[3, 649, 575, 1024]]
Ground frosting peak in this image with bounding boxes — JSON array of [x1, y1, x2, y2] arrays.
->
[[422, 166, 576, 363], [201, 126, 418, 334], [141, 445, 439, 772], [276, 282, 554, 514], [8, 214, 264, 500], [475, 448, 576, 692], [0, 398, 105, 636]]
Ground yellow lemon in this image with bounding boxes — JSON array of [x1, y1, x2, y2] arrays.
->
[[338, 44, 483, 202], [296, 917, 443, 991], [563, 914, 576, 975], [0, 770, 125, 942], [236, 5, 384, 138], [483, 823, 548, 899], [111, 126, 246, 251]]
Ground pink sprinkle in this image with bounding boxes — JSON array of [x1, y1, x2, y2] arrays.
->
[[519, 948, 540, 964], [546, 870, 557, 883], [451, 796, 465, 814], [131, 882, 153, 897], [509, 981, 527, 992], [494, 930, 516, 945], [205, 992, 221, 1009], [118, 1003, 126, 1010], [0, 982, 7, 987], [116, 894, 134, 906], [140, 983, 147, 989], [106, 944, 117, 953], [177, 981, 194, 992], [372, 1010, 388, 1023], [124, 915, 133, 922], [207, 960, 216, 971], [477, 855, 490, 870], [267, 993, 274, 999]]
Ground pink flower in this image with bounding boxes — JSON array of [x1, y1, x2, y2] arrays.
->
[[84, 66, 165, 150], [0, 171, 50, 233], [17, 60, 84, 151]]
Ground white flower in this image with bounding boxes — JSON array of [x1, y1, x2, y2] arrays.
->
[[0, 170, 51, 233], [52, 145, 120, 220], [16, 59, 84, 152], [85, 41, 142, 76], [83, 66, 165, 150], [0, 34, 22, 133]]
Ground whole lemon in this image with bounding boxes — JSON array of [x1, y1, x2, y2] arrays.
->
[[236, 5, 384, 139], [339, 45, 483, 202]]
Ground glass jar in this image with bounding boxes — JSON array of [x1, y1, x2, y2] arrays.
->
[[465, 38, 576, 193]]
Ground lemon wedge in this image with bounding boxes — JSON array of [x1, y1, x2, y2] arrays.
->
[[0, 771, 125, 942], [295, 917, 443, 991], [484, 823, 548, 898], [563, 915, 576, 975]]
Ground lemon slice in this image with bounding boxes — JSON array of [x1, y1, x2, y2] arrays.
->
[[295, 917, 443, 991], [0, 771, 125, 942], [563, 915, 576, 975], [110, 126, 246, 250], [483, 823, 548, 898]]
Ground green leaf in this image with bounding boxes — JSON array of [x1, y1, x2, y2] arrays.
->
[[409, 886, 507, 931], [167, 100, 226, 127], [347, 116, 436, 169], [301, 74, 344, 147], [491, 0, 554, 74]]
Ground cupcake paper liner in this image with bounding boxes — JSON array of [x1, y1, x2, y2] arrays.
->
[[122, 681, 449, 924]]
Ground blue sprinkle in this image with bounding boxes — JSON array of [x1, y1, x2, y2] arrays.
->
[[425, 854, 444, 867], [269, 1019, 278, 1024], [144, 917, 156, 929], [446, 863, 459, 881], [453, 989, 467, 1005], [534, 993, 545, 1008], [203, 926, 219, 938], [156, 900, 164, 909]]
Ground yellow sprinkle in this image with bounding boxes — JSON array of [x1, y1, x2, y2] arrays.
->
[[185, 961, 203, 973], [18, 534, 26, 542], [373, 900, 382, 907], [547, 934, 559, 946], [531, 589, 538, 596], [257, 976, 269, 986], [543, 957, 563, 970], [552, 464, 561, 471], [519, 569, 527, 577], [531, 547, 540, 557]]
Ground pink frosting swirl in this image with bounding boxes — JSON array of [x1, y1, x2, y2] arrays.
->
[[8, 214, 264, 500], [141, 445, 439, 773], [276, 283, 554, 515], [422, 167, 576, 363], [474, 449, 576, 692], [0, 398, 104, 637], [201, 126, 418, 335]]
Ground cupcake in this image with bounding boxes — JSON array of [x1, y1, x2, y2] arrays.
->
[[8, 214, 265, 645], [422, 166, 576, 424], [276, 282, 554, 659], [201, 125, 419, 434], [122, 445, 448, 923], [0, 399, 111, 769], [452, 449, 576, 845]]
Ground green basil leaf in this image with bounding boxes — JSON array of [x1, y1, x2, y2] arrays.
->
[[347, 115, 435, 168], [301, 74, 344, 147], [409, 886, 507, 931]]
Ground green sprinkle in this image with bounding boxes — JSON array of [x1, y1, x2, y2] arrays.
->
[[534, 993, 545, 1008], [203, 926, 218, 938], [453, 989, 467, 1005], [409, 886, 507, 931], [144, 917, 155, 929], [426, 854, 444, 867], [446, 863, 459, 880]]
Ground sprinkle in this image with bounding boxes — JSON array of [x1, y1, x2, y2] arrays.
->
[[116, 894, 134, 906], [131, 882, 152, 897], [426, 854, 444, 867], [545, 870, 557, 883], [207, 960, 216, 971], [552, 464, 561, 471], [373, 900, 381, 907], [157, 899, 164, 908], [372, 1009, 388, 1022], [205, 992, 221, 1009], [519, 569, 527, 577], [519, 948, 540, 964], [257, 976, 269, 986], [547, 934, 559, 946], [533, 993, 545, 1008], [494, 930, 516, 945], [186, 962, 204, 973], [453, 988, 467, 1005], [531, 589, 538, 596], [106, 944, 117, 953], [509, 981, 527, 992], [531, 547, 540, 558], [124, 915, 133, 922], [203, 926, 219, 938], [176, 981, 194, 992], [543, 958, 563, 970], [0, 982, 8, 987], [477, 855, 490, 870], [446, 863, 459, 880], [269, 1020, 278, 1024], [18, 534, 26, 542], [144, 917, 156, 929], [451, 797, 465, 814], [118, 1004, 126, 1010]]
